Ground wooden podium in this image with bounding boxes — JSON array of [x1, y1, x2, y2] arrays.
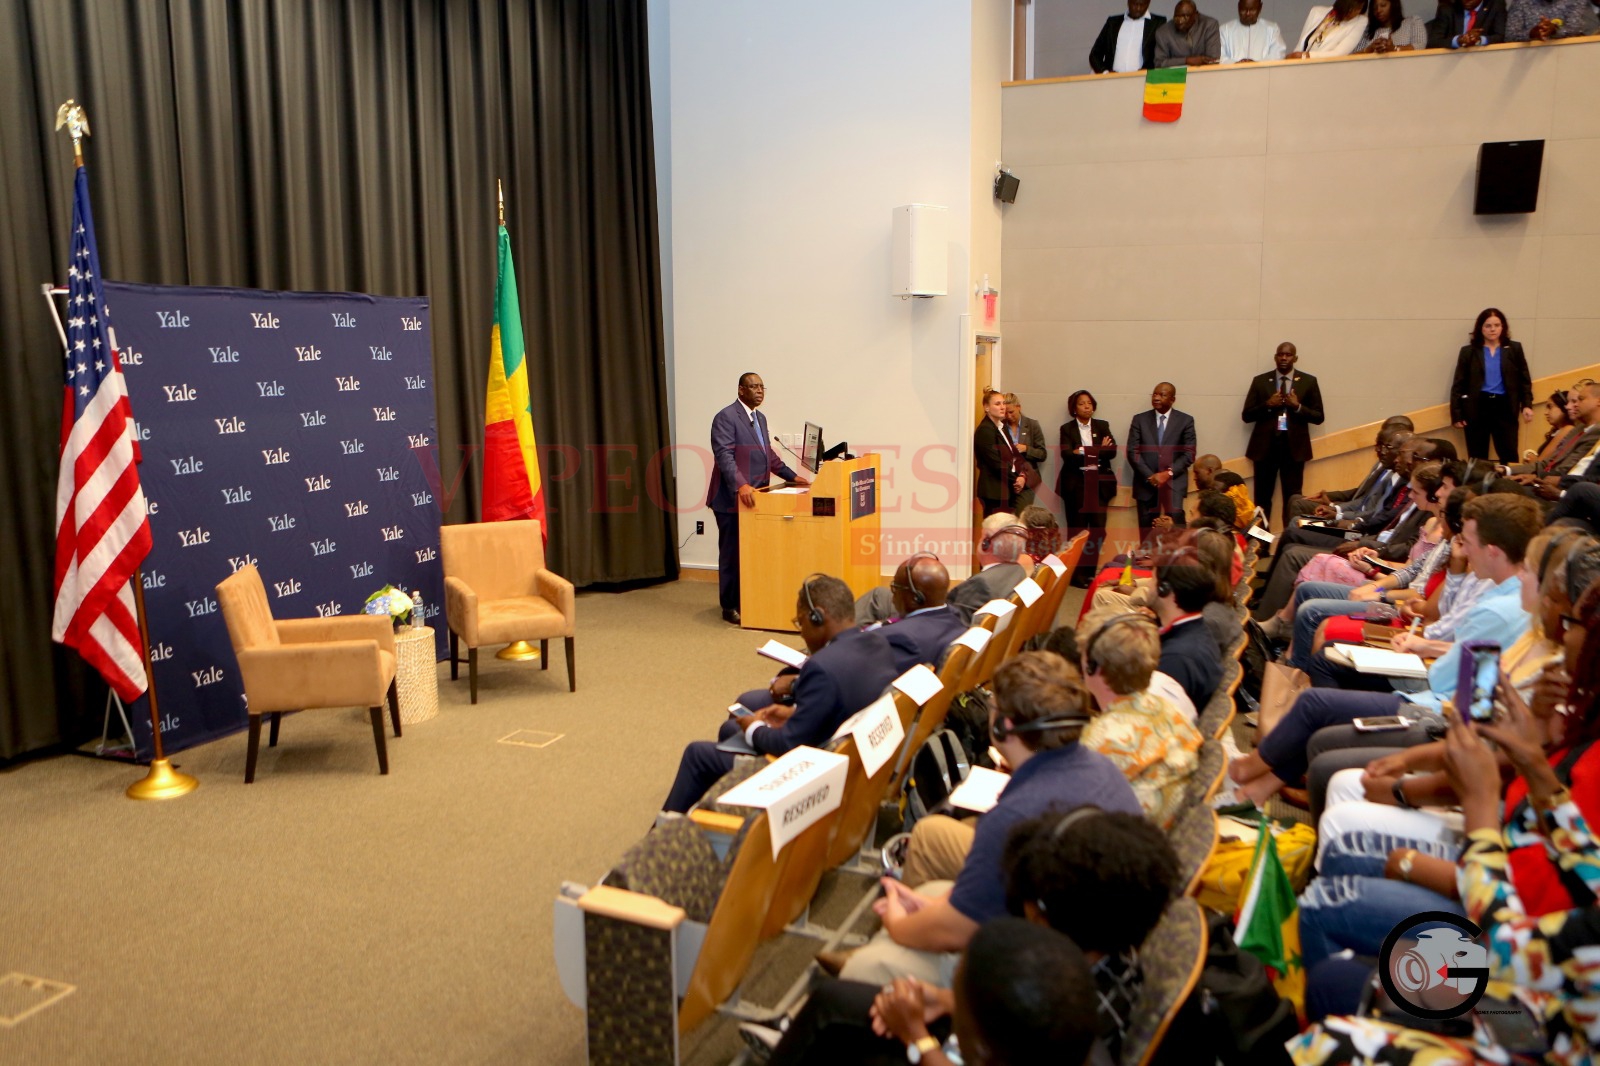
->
[[739, 455, 881, 631]]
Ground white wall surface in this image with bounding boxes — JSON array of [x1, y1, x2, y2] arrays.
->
[[655, 1, 1012, 574], [1034, 0, 1325, 79], [1001, 42, 1600, 478]]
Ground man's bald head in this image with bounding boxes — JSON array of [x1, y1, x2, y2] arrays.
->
[[892, 555, 951, 616], [1173, 0, 1198, 31], [1193, 454, 1222, 491]]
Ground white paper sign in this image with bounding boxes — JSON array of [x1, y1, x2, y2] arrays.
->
[[947, 765, 1011, 813], [715, 746, 850, 858], [1040, 553, 1067, 576], [955, 626, 992, 654], [849, 694, 905, 779], [757, 639, 808, 670], [892, 664, 942, 706], [976, 599, 1016, 633], [1013, 578, 1043, 607], [1246, 524, 1275, 545]]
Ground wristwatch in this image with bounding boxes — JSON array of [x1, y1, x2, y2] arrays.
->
[[1392, 778, 1414, 809], [907, 1035, 941, 1063], [1398, 849, 1418, 882]]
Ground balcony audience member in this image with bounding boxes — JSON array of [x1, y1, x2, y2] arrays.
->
[[1090, 0, 1168, 73], [1156, 0, 1223, 65], [1360, 0, 1431, 49], [1057, 389, 1119, 588], [1450, 307, 1533, 463], [1507, 0, 1599, 37], [1220, 0, 1289, 61], [1427, 0, 1509, 47], [1290, 0, 1372, 57], [1077, 615, 1202, 828]]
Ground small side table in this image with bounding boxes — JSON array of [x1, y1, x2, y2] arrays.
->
[[394, 625, 440, 724]]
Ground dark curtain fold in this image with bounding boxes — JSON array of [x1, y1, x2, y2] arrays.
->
[[0, 0, 676, 762]]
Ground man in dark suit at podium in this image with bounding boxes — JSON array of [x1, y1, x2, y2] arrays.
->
[[1126, 382, 1197, 535], [1242, 342, 1324, 528], [708, 372, 798, 625]]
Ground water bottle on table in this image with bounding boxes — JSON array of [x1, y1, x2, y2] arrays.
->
[[410, 589, 425, 631]]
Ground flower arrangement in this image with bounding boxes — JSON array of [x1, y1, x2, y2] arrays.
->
[[364, 585, 414, 628]]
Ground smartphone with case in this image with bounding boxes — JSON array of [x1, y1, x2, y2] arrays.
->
[[1353, 716, 1410, 732], [1456, 641, 1502, 723]]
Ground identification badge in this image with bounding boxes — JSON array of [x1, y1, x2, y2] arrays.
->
[[1278, 412, 1288, 431]]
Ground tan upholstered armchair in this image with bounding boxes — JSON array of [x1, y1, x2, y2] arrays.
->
[[440, 519, 576, 703], [215, 565, 401, 783]]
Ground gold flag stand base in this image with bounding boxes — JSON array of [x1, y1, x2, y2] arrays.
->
[[126, 758, 199, 801], [496, 640, 540, 662]]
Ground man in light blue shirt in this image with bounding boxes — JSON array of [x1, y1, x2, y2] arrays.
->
[[1220, 0, 1289, 61]]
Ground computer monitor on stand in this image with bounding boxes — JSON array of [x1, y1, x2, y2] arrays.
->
[[800, 422, 850, 475]]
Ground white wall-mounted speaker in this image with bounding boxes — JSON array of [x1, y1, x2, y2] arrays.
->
[[891, 204, 948, 298]]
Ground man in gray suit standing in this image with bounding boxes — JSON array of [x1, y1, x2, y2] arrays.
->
[[1126, 382, 1198, 535]]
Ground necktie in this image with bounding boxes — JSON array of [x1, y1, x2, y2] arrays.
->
[[1157, 414, 1167, 444]]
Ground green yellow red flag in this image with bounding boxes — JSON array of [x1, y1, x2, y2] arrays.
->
[[1235, 814, 1306, 1014], [1143, 67, 1187, 123], [482, 216, 546, 533]]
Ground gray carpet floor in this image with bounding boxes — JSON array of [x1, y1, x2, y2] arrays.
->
[[1, 577, 1085, 1065]]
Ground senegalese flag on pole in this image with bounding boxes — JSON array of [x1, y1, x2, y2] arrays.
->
[[1143, 67, 1187, 123], [1234, 814, 1305, 1014], [482, 197, 546, 533]]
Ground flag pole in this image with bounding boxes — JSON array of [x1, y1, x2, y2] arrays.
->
[[52, 100, 194, 799], [492, 176, 538, 663], [125, 573, 197, 800]]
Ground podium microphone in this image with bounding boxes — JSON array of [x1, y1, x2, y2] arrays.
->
[[772, 434, 804, 465]]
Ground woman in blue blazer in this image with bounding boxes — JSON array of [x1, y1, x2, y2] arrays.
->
[[1449, 307, 1532, 463]]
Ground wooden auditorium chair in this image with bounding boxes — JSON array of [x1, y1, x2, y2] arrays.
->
[[440, 519, 575, 703], [215, 564, 401, 783]]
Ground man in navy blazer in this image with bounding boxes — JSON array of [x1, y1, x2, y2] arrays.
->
[[707, 372, 800, 625], [1427, 0, 1508, 47], [876, 555, 966, 673], [661, 576, 898, 813], [1126, 382, 1198, 536]]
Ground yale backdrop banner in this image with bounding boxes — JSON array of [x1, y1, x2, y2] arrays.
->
[[104, 282, 445, 759]]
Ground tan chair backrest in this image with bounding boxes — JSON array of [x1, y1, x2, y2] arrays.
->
[[1032, 531, 1088, 638], [969, 594, 1023, 688], [441, 520, 545, 597], [824, 689, 921, 869], [215, 565, 279, 652], [955, 615, 1000, 693], [889, 645, 970, 798]]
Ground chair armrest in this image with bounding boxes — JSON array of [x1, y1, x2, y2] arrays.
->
[[236, 641, 392, 713], [276, 615, 395, 655], [444, 576, 478, 645], [535, 569, 576, 628], [576, 884, 685, 931]]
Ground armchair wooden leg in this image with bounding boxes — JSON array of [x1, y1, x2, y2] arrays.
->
[[369, 706, 390, 774], [387, 680, 402, 738], [245, 715, 262, 784], [565, 636, 576, 693], [469, 647, 478, 705], [540, 639, 549, 670], [268, 712, 282, 748], [449, 630, 459, 681]]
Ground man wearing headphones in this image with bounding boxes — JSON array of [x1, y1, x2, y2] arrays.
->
[[659, 575, 897, 813], [947, 513, 1030, 625], [1078, 615, 1202, 829], [874, 555, 967, 673], [831, 652, 1140, 987], [1152, 549, 1225, 707]]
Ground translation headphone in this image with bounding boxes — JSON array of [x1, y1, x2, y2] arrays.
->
[[981, 524, 1029, 553], [801, 573, 826, 627], [898, 552, 941, 607], [1031, 807, 1104, 916], [1082, 614, 1155, 677], [991, 688, 1091, 742], [1154, 547, 1200, 600]]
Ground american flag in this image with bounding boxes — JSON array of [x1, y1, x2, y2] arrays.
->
[[51, 165, 153, 702]]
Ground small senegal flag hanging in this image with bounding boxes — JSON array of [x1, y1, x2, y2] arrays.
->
[[1143, 67, 1186, 123], [482, 182, 547, 534], [1235, 814, 1306, 1015]]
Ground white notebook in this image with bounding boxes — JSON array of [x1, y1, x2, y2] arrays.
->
[[1327, 644, 1428, 679]]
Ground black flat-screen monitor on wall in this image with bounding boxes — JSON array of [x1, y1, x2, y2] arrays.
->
[[802, 422, 823, 474]]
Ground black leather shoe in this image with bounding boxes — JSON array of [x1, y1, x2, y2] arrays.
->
[[722, 608, 741, 625]]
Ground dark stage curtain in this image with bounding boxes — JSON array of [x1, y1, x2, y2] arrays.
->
[[0, 0, 676, 761]]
